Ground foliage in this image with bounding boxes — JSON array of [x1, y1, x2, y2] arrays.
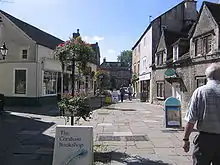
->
[[95, 69, 111, 89], [54, 36, 95, 75], [117, 50, 132, 66], [58, 93, 92, 122]]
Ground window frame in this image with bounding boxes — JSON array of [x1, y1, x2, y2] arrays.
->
[[202, 34, 212, 55], [13, 68, 28, 96], [173, 45, 179, 62], [42, 70, 58, 96], [156, 81, 165, 99], [156, 51, 164, 66], [195, 76, 207, 88], [20, 47, 29, 60]]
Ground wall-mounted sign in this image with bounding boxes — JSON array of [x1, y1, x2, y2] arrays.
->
[[52, 125, 93, 165], [164, 97, 182, 128]]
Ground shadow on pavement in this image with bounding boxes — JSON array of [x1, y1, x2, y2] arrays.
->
[[0, 111, 55, 165], [4, 105, 60, 117], [94, 151, 171, 165]]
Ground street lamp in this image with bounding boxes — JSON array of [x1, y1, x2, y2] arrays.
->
[[0, 43, 8, 60], [98, 74, 104, 107]]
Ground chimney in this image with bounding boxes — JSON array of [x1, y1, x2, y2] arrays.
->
[[103, 57, 106, 63], [73, 29, 80, 38]]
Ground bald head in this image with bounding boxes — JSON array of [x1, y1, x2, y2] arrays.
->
[[205, 63, 220, 81]]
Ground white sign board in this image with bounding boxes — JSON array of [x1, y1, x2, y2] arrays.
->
[[112, 91, 119, 103], [52, 125, 93, 165]]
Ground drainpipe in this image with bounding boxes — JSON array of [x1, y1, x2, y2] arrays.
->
[[35, 44, 39, 105]]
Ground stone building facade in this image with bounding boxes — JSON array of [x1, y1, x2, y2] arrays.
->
[[132, 0, 197, 103], [100, 58, 131, 89], [152, 1, 220, 110]]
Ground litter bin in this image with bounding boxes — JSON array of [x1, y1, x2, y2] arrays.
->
[[0, 93, 4, 112], [164, 97, 182, 128]]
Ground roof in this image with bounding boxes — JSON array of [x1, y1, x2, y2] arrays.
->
[[0, 10, 63, 49], [100, 61, 129, 68], [204, 1, 220, 25], [132, 1, 185, 50], [164, 30, 188, 48]]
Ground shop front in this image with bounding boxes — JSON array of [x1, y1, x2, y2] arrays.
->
[[139, 73, 151, 102]]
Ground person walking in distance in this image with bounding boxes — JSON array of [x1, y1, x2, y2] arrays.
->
[[120, 85, 125, 102], [183, 63, 220, 165], [128, 84, 133, 101]]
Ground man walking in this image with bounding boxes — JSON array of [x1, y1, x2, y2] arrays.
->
[[183, 63, 220, 165], [120, 85, 125, 102]]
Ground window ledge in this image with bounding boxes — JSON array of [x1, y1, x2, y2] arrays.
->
[[157, 97, 165, 100]]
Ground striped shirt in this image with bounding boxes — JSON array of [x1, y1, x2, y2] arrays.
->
[[185, 80, 220, 134]]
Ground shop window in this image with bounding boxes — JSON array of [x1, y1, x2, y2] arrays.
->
[[14, 69, 27, 94], [196, 76, 207, 88], [157, 81, 164, 98], [42, 71, 57, 95]]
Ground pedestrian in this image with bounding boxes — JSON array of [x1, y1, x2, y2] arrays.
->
[[120, 85, 125, 102], [128, 84, 133, 101], [183, 63, 220, 165]]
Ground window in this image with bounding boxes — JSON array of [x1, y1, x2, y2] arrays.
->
[[42, 71, 57, 95], [195, 35, 212, 56], [143, 58, 146, 70], [156, 52, 163, 66], [196, 77, 207, 88], [22, 49, 28, 59], [137, 62, 140, 74], [202, 35, 212, 55], [144, 37, 146, 46], [173, 46, 178, 61], [157, 82, 164, 98], [195, 39, 198, 56], [14, 69, 27, 94], [134, 64, 137, 74], [138, 44, 140, 53]]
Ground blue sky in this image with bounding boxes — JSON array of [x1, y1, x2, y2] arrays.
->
[[0, 0, 218, 62]]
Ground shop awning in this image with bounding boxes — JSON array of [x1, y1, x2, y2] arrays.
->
[[164, 69, 176, 77], [164, 69, 181, 83]]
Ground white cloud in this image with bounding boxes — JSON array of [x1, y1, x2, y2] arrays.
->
[[82, 36, 104, 43], [107, 49, 115, 53]]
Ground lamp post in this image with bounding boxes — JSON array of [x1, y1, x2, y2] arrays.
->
[[0, 43, 8, 60], [99, 74, 104, 107]]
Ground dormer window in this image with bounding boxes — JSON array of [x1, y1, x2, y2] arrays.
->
[[203, 35, 212, 55], [156, 51, 164, 66], [173, 45, 178, 62], [194, 34, 212, 57]]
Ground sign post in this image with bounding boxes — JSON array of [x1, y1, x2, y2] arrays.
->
[[52, 125, 93, 165], [164, 97, 182, 128]]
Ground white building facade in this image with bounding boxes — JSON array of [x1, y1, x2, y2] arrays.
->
[[138, 27, 153, 102], [0, 10, 98, 106]]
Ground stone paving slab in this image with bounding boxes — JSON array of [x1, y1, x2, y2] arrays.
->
[[2, 100, 195, 165], [79, 100, 195, 165]]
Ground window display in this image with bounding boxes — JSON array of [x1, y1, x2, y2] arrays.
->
[[43, 71, 57, 95]]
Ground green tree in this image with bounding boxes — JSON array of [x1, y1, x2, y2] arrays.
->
[[117, 50, 132, 66]]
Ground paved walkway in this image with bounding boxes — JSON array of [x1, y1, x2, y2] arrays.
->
[[0, 101, 196, 165], [79, 100, 195, 165]]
